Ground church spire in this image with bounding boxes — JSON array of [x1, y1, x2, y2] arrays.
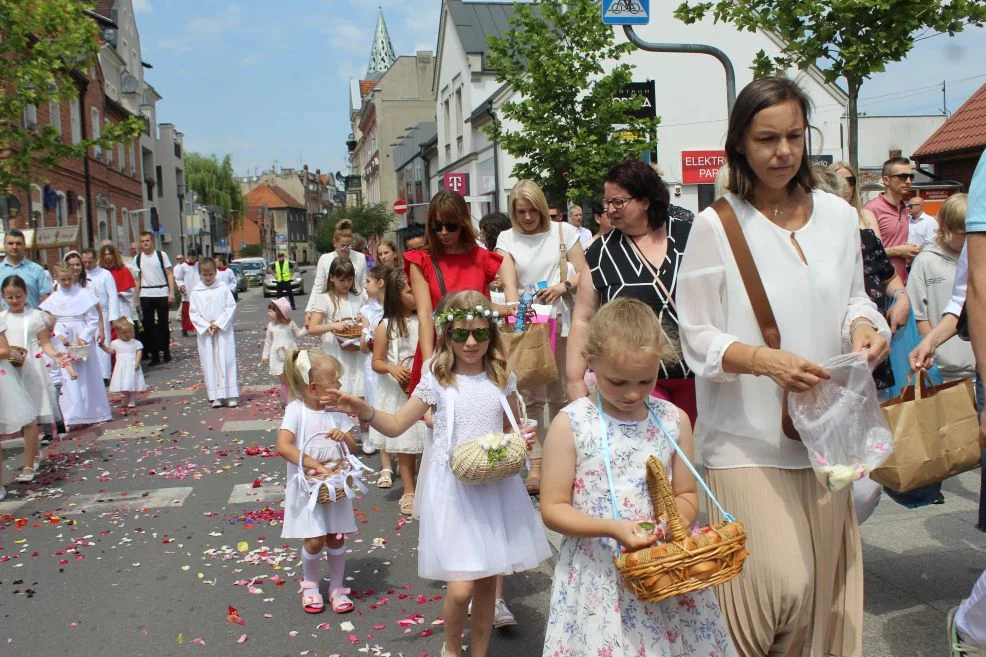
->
[[365, 7, 397, 81]]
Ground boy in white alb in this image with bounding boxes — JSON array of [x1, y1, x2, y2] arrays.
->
[[189, 257, 239, 407]]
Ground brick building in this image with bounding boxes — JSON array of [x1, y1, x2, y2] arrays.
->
[[912, 83, 986, 192]]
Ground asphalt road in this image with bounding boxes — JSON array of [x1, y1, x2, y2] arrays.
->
[[0, 273, 554, 657]]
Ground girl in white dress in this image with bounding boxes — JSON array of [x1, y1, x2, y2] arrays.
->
[[306, 257, 365, 397], [2, 275, 66, 469], [327, 290, 549, 657], [539, 298, 736, 657], [101, 318, 146, 407], [359, 264, 393, 478], [41, 263, 113, 430], [276, 349, 367, 616], [261, 296, 307, 405], [370, 267, 428, 515], [0, 307, 42, 494], [190, 258, 239, 408]]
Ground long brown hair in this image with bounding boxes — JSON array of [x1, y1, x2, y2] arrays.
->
[[725, 76, 816, 203], [429, 290, 508, 389], [425, 190, 477, 256], [100, 243, 124, 269]]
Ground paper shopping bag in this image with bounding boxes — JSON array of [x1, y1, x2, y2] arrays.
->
[[870, 375, 981, 493], [501, 323, 559, 389]]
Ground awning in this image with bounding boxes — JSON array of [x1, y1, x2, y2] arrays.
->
[[0, 225, 82, 254]]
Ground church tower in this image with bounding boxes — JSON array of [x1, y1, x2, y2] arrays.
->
[[365, 7, 397, 81]]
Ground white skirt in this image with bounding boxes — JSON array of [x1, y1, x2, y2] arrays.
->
[[417, 463, 551, 581], [369, 373, 426, 454], [281, 480, 358, 539], [322, 336, 364, 397], [0, 361, 38, 433], [109, 355, 147, 393]]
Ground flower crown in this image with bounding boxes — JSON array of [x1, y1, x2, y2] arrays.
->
[[435, 303, 503, 330]]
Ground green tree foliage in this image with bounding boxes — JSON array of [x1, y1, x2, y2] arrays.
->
[[0, 0, 143, 202], [484, 0, 658, 203], [674, 0, 986, 170], [237, 243, 263, 258], [315, 203, 393, 254], [185, 152, 245, 229]]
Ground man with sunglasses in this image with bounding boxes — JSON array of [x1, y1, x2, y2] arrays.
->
[[865, 156, 923, 282], [907, 196, 939, 246]]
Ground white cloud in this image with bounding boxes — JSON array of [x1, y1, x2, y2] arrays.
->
[[187, 4, 241, 38], [329, 21, 369, 55], [132, 0, 152, 13]]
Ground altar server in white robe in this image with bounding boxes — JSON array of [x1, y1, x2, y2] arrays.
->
[[41, 263, 112, 429], [175, 249, 201, 336], [189, 257, 239, 408], [82, 249, 120, 380]]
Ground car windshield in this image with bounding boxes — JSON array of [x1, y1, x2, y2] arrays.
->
[[228, 263, 244, 273]]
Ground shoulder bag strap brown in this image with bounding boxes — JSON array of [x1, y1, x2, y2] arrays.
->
[[557, 221, 568, 284], [712, 197, 801, 441]]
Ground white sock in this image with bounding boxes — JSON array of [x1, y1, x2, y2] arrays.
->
[[326, 545, 346, 592], [301, 547, 322, 583]]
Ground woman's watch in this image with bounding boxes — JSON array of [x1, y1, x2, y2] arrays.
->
[[563, 280, 573, 291]]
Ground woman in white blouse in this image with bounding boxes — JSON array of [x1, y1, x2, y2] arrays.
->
[[677, 77, 890, 657]]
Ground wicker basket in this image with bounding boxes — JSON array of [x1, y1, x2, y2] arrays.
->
[[65, 344, 91, 361], [614, 455, 747, 603], [331, 318, 363, 340], [306, 472, 356, 504], [399, 355, 414, 395], [450, 432, 528, 484], [8, 346, 27, 368]]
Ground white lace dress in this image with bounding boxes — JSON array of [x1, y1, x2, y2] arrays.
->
[[412, 368, 551, 581], [0, 315, 38, 434], [262, 320, 306, 376], [368, 316, 427, 454], [1, 309, 58, 424], [108, 339, 146, 393], [310, 292, 365, 397]]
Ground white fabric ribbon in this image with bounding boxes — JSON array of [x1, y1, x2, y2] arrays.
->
[[296, 350, 312, 384], [293, 407, 376, 512]]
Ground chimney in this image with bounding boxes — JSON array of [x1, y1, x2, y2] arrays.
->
[[888, 148, 903, 159]]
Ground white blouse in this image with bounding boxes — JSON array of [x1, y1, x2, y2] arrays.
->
[[677, 190, 891, 470]]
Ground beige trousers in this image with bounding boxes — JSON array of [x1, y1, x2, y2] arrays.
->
[[706, 467, 863, 657], [521, 336, 567, 460]]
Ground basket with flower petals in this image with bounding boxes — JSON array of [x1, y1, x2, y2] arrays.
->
[[8, 346, 27, 367]]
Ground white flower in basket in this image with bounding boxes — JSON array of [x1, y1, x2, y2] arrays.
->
[[450, 432, 528, 484], [65, 343, 90, 362]]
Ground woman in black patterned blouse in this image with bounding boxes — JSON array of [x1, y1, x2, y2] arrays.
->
[[566, 160, 697, 427]]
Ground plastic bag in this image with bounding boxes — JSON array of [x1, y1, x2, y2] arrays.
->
[[787, 353, 894, 491]]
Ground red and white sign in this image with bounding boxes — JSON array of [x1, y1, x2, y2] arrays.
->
[[681, 150, 726, 185], [393, 199, 409, 215], [443, 172, 469, 195]]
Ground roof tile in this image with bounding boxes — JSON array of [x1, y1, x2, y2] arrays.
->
[[244, 183, 304, 210], [359, 79, 379, 99], [913, 83, 986, 159]]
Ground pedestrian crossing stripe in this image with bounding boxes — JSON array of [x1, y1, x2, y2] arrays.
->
[[98, 424, 168, 441], [227, 482, 284, 505], [221, 420, 281, 432], [60, 486, 193, 515], [0, 498, 29, 514], [148, 384, 273, 400]]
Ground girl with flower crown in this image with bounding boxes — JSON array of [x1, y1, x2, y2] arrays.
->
[[325, 290, 550, 657]]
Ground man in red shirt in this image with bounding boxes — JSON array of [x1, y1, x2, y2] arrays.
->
[[864, 156, 922, 282]]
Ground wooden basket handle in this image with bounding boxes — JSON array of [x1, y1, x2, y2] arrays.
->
[[646, 455, 687, 542]]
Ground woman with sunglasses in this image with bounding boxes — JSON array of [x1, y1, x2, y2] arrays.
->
[[863, 156, 923, 283], [496, 179, 587, 495]]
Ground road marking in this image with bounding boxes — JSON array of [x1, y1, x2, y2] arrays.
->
[[221, 420, 280, 432], [0, 498, 30, 514], [98, 425, 168, 441], [241, 384, 275, 393], [60, 487, 193, 515], [147, 388, 194, 399], [227, 482, 284, 505]]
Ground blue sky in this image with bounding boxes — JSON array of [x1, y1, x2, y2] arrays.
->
[[134, 0, 986, 179]]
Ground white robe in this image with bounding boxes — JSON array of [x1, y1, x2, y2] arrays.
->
[[216, 267, 238, 295], [40, 285, 112, 428], [86, 266, 120, 379], [175, 262, 201, 303], [189, 281, 239, 401]]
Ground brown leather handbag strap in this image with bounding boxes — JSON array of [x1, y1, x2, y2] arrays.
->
[[712, 198, 800, 441]]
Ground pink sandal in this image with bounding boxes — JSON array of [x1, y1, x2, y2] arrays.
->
[[299, 580, 324, 614], [330, 587, 354, 614]]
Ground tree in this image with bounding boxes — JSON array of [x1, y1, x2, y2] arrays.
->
[[484, 0, 659, 203], [314, 204, 393, 253], [185, 152, 245, 229], [237, 244, 263, 258], [674, 0, 986, 171], [0, 0, 143, 210]]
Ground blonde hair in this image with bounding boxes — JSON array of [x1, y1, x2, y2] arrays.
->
[[376, 239, 403, 268], [830, 162, 864, 214], [714, 163, 731, 200], [936, 193, 968, 246], [282, 348, 344, 401], [584, 297, 678, 365], [111, 317, 135, 334], [508, 180, 551, 234], [333, 219, 353, 244], [429, 290, 509, 390], [813, 164, 848, 199]]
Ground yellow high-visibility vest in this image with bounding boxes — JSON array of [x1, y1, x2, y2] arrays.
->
[[275, 259, 292, 282]]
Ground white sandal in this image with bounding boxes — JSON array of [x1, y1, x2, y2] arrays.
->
[[377, 468, 393, 488], [15, 467, 37, 483]]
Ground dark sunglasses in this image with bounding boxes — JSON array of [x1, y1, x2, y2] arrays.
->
[[845, 175, 856, 187], [432, 221, 460, 233], [888, 173, 915, 182], [449, 327, 490, 343]]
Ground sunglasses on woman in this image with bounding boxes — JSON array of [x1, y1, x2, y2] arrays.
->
[[432, 221, 460, 233], [449, 327, 490, 343]]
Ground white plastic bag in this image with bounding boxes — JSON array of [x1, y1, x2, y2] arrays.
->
[[788, 353, 894, 491]]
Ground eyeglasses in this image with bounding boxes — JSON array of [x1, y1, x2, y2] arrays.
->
[[449, 327, 490, 343], [602, 197, 633, 211], [888, 173, 915, 182], [337, 243, 352, 250], [432, 221, 460, 233], [845, 175, 856, 187]]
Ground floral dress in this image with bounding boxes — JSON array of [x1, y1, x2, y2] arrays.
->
[[543, 396, 736, 657], [860, 228, 896, 389]]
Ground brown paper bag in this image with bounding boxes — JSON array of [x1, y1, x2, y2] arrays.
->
[[501, 323, 558, 389], [870, 375, 981, 493]]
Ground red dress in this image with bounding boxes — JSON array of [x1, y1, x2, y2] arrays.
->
[[403, 246, 503, 393]]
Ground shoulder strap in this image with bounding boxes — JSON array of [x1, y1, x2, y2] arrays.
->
[[625, 233, 676, 314], [429, 251, 447, 297], [156, 250, 165, 272], [558, 222, 568, 284], [712, 198, 780, 349]]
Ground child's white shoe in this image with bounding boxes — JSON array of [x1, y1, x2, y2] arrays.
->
[[227, 399, 238, 408], [211, 399, 222, 408], [0, 486, 6, 501], [493, 599, 517, 628]]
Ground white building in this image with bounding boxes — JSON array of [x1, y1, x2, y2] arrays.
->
[[154, 123, 186, 253]]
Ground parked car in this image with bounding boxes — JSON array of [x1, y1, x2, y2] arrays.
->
[[227, 262, 249, 293], [263, 260, 305, 297], [232, 257, 266, 286]]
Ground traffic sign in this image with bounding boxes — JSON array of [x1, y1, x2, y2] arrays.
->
[[393, 200, 409, 215], [602, 0, 650, 25]]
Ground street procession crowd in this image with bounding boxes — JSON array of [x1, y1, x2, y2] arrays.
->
[[2, 76, 986, 657]]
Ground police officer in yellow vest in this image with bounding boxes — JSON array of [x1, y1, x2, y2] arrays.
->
[[273, 252, 295, 309]]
